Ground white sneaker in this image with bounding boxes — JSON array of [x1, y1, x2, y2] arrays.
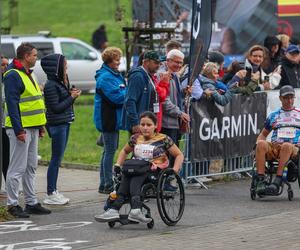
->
[[128, 209, 152, 223], [43, 191, 69, 205], [94, 209, 119, 222], [55, 191, 70, 203]]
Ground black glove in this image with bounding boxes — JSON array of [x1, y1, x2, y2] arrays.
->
[[114, 164, 121, 174]]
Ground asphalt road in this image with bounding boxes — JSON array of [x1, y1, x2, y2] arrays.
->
[[1, 178, 300, 249]]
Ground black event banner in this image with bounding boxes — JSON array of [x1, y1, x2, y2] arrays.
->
[[191, 92, 267, 161], [188, 0, 212, 86]]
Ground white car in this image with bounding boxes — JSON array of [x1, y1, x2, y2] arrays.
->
[[1, 33, 126, 92]]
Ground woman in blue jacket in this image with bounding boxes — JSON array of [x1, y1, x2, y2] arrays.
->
[[93, 47, 126, 194]]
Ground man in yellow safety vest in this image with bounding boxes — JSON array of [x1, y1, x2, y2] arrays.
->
[[3, 42, 51, 218]]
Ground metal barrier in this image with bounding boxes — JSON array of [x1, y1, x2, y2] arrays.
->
[[180, 134, 253, 189]]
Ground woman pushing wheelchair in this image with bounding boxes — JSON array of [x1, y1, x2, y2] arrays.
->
[[94, 111, 184, 223], [254, 85, 300, 196]]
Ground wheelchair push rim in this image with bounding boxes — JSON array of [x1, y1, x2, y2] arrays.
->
[[156, 168, 185, 226]]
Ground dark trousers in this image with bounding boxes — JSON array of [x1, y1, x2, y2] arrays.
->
[[160, 127, 181, 167], [2, 128, 9, 181], [113, 173, 148, 210]]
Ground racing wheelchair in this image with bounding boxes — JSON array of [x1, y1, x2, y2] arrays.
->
[[100, 168, 185, 229], [250, 154, 300, 201]]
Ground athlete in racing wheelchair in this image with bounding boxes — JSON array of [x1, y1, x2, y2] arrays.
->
[[251, 85, 300, 199], [94, 111, 184, 227]]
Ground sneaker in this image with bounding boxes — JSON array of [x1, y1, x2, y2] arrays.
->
[[265, 176, 282, 195], [8, 205, 30, 218], [255, 179, 266, 194], [103, 185, 114, 194], [24, 203, 51, 215], [164, 183, 178, 192], [43, 191, 69, 205], [128, 208, 152, 223], [198, 177, 213, 183], [98, 185, 105, 194], [55, 191, 70, 203], [94, 209, 119, 222]]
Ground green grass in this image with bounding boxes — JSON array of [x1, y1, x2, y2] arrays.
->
[[2, 1, 133, 166], [0, 206, 13, 221], [7, 0, 132, 49], [38, 95, 128, 167]]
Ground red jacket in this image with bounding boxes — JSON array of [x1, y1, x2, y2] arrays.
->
[[152, 76, 169, 132]]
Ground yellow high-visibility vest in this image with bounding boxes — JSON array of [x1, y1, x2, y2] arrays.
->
[[4, 69, 46, 128]]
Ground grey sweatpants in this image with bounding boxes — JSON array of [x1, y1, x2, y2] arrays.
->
[[6, 128, 39, 206]]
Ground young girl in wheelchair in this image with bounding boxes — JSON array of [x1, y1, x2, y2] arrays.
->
[[94, 111, 184, 223]]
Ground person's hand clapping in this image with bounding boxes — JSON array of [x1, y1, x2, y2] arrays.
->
[[159, 72, 171, 82]]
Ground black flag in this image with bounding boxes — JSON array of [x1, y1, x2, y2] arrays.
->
[[188, 0, 212, 86]]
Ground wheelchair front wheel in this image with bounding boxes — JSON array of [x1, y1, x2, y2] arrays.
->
[[156, 168, 185, 226], [288, 190, 294, 201], [147, 219, 154, 229]]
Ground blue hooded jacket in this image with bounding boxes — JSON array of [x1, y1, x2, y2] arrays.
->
[[93, 64, 126, 132], [122, 66, 155, 131]]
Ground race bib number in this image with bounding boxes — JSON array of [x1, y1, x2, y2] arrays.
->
[[134, 144, 155, 160], [153, 102, 159, 113], [278, 127, 296, 139]]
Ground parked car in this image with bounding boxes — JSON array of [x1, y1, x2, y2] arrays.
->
[[1, 33, 126, 92]]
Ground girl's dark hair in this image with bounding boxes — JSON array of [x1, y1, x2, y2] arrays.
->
[[140, 111, 157, 125]]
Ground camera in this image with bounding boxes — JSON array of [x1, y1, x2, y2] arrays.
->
[[264, 75, 270, 82]]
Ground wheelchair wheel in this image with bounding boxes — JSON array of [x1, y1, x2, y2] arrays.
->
[[147, 219, 154, 229], [250, 190, 256, 200], [288, 190, 294, 201], [108, 221, 115, 228], [156, 168, 185, 226]]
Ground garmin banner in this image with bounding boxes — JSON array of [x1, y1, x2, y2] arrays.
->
[[191, 92, 267, 161]]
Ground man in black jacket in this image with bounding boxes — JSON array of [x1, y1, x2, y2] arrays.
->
[[278, 44, 300, 88]]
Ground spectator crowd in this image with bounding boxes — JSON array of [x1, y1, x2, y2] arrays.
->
[[1, 32, 300, 219]]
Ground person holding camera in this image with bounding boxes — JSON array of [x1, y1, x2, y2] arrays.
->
[[41, 54, 81, 205], [228, 45, 281, 92]]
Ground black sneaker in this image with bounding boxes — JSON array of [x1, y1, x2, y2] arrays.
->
[[8, 205, 30, 218], [103, 185, 114, 194], [265, 176, 282, 195], [98, 185, 105, 194], [25, 203, 51, 215]]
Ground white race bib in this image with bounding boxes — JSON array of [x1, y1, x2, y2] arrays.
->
[[153, 102, 159, 113], [134, 144, 155, 160], [278, 127, 296, 139]]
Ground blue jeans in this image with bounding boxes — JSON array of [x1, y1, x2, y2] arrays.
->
[[99, 131, 119, 189], [47, 123, 70, 194]]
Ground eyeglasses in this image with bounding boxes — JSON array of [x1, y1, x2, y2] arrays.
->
[[171, 59, 183, 65]]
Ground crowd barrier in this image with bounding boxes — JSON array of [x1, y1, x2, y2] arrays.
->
[[182, 89, 300, 188]]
